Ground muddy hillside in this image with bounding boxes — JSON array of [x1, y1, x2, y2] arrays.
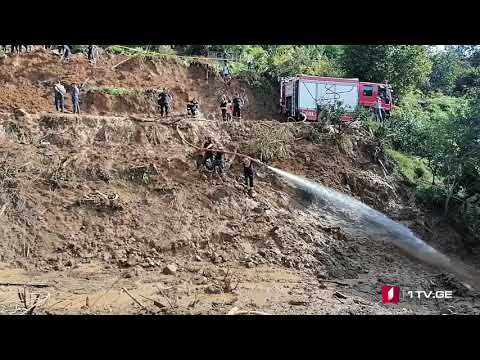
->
[[1, 108, 480, 315], [0, 49, 277, 118], [1, 49, 480, 315]]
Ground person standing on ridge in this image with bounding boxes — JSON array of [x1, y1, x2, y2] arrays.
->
[[375, 95, 384, 122], [222, 63, 231, 84], [87, 45, 98, 64], [232, 94, 243, 119], [54, 81, 66, 112], [71, 83, 81, 114], [158, 88, 171, 117], [61, 45, 71, 62], [220, 95, 229, 120]]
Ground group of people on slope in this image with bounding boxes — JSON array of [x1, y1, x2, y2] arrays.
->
[[3, 45, 99, 63], [53, 81, 81, 114], [219, 94, 244, 121], [198, 136, 255, 196]]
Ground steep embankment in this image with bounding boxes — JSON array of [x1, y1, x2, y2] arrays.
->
[[0, 49, 479, 315], [0, 49, 277, 118], [1, 110, 479, 315]]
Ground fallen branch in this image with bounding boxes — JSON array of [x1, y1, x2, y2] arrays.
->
[[21, 293, 50, 315], [0, 203, 7, 217], [129, 115, 157, 123], [378, 158, 388, 178], [90, 277, 122, 308], [112, 56, 135, 70], [122, 287, 148, 311], [176, 123, 265, 167], [318, 279, 351, 287], [0, 282, 49, 288]]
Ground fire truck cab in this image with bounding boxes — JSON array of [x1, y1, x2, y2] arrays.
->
[[358, 81, 393, 117], [280, 75, 393, 121]]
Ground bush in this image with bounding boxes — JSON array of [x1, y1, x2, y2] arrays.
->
[[248, 126, 294, 163], [105, 45, 176, 59], [414, 166, 425, 179], [415, 185, 446, 208], [386, 148, 432, 185]]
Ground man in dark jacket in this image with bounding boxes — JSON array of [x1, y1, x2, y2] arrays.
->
[[62, 45, 71, 61], [158, 88, 171, 117], [87, 45, 98, 64], [187, 98, 199, 117], [213, 150, 225, 177], [200, 136, 215, 168], [232, 94, 243, 119], [243, 158, 255, 195]]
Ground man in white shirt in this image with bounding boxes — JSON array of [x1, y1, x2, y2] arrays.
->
[[375, 95, 384, 122], [54, 81, 66, 112]]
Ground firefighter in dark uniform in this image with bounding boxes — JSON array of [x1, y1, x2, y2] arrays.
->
[[62, 45, 71, 61], [213, 149, 226, 177], [158, 88, 171, 117], [197, 136, 215, 169], [187, 98, 199, 117], [232, 94, 243, 119], [243, 158, 255, 196], [87, 45, 98, 64]]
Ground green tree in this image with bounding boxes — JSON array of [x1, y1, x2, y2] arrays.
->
[[342, 45, 432, 96], [428, 48, 464, 94]]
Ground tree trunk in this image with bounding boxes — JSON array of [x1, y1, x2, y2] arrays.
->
[[444, 193, 451, 217], [444, 179, 458, 217]]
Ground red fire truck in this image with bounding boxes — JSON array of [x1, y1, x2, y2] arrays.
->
[[280, 75, 393, 121]]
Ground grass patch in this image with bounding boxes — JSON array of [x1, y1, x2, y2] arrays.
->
[[106, 45, 176, 59], [385, 148, 433, 186], [86, 86, 143, 97]]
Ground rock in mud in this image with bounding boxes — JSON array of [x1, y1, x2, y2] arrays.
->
[[193, 275, 208, 285], [288, 299, 309, 306], [14, 108, 28, 118], [65, 259, 74, 267], [127, 254, 139, 267], [163, 264, 178, 275], [333, 291, 348, 299], [205, 284, 223, 294]]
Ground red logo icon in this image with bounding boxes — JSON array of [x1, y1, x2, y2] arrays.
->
[[382, 285, 400, 304]]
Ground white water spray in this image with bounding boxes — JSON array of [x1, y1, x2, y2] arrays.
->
[[268, 165, 480, 290]]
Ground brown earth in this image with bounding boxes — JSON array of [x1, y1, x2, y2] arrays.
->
[[0, 49, 277, 118], [1, 110, 480, 315], [1, 50, 479, 315]]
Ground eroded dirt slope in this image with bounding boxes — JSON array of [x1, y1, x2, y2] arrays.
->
[[1, 111, 479, 315], [0, 50, 277, 119]]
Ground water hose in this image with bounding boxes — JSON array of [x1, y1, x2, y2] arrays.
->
[[175, 122, 265, 167]]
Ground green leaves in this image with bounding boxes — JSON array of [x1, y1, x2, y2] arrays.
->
[[342, 45, 432, 96], [387, 92, 479, 218]]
